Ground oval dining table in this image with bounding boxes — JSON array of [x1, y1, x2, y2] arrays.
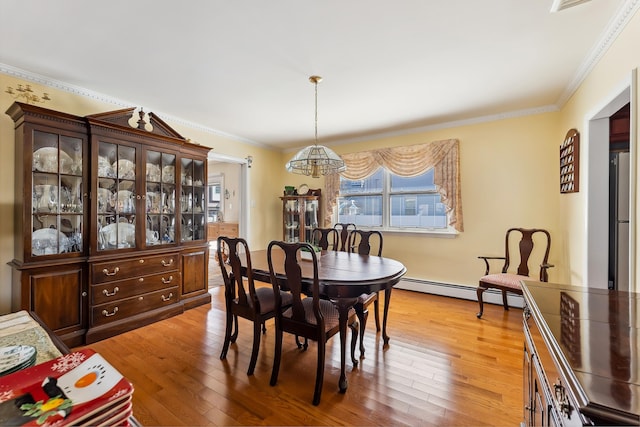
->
[[243, 248, 407, 392]]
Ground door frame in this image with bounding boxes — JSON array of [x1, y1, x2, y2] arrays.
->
[[585, 69, 637, 290], [207, 152, 250, 239]]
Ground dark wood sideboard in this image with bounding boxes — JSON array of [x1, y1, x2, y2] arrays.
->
[[521, 281, 640, 426]]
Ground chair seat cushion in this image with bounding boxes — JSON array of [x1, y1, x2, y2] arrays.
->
[[479, 273, 528, 290], [252, 287, 293, 314], [283, 298, 355, 330]]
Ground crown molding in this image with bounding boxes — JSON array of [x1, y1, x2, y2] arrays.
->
[[0, 63, 262, 148], [282, 105, 559, 153], [556, 0, 640, 107]]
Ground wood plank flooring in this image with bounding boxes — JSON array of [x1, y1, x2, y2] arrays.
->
[[76, 284, 525, 426]]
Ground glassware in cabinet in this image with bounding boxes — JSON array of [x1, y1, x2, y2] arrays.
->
[[31, 130, 85, 257], [180, 157, 206, 242], [96, 142, 137, 250], [145, 150, 176, 246]]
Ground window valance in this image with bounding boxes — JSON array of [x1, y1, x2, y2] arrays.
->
[[324, 138, 463, 231]]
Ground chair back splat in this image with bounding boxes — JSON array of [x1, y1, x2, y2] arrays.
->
[[476, 228, 553, 318], [349, 229, 383, 257], [334, 223, 356, 252], [311, 227, 339, 251]]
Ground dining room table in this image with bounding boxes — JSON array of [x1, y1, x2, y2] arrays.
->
[[243, 248, 407, 392]]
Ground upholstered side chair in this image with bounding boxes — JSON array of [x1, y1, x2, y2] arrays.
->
[[267, 240, 358, 405], [217, 236, 292, 375], [477, 228, 553, 318]]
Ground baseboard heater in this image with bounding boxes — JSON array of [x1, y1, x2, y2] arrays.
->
[[395, 277, 524, 309]]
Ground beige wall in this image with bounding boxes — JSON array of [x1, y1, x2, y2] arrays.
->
[[279, 112, 563, 288], [558, 9, 640, 288]]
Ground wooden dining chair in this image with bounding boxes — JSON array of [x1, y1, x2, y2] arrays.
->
[[311, 227, 339, 251], [348, 229, 383, 356], [217, 236, 292, 375], [477, 228, 553, 318], [334, 222, 356, 252], [267, 240, 359, 406]]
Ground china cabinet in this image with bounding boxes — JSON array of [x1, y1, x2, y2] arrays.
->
[[7, 102, 211, 346], [280, 189, 321, 243], [7, 103, 89, 347]]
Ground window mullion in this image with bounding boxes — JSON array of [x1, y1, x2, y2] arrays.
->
[[382, 169, 390, 228]]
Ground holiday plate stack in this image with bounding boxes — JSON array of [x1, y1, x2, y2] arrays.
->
[[0, 346, 37, 378], [0, 348, 134, 426]]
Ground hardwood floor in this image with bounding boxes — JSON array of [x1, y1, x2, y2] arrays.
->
[[76, 286, 525, 426]]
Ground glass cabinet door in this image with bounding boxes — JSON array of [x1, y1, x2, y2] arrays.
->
[[303, 199, 319, 242], [145, 150, 176, 246], [32, 130, 85, 257], [96, 142, 137, 251], [180, 158, 206, 242], [284, 198, 300, 242]]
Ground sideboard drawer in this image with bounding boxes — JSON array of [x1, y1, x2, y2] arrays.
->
[[91, 253, 179, 284], [91, 271, 181, 305], [91, 286, 180, 326]]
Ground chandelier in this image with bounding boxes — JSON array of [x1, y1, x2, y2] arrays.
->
[[286, 76, 346, 178]]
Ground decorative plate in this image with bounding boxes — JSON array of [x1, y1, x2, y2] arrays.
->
[[298, 184, 309, 195], [32, 228, 70, 255], [33, 147, 74, 174], [146, 163, 161, 182], [162, 165, 175, 183], [0, 345, 37, 376], [112, 159, 135, 180], [99, 223, 136, 248], [98, 156, 115, 178]]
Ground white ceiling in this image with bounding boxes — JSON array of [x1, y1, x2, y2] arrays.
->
[[0, 0, 635, 151]]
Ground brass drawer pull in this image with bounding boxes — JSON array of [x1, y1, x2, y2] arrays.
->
[[102, 267, 120, 276], [102, 307, 119, 317], [102, 287, 119, 297], [161, 275, 174, 284], [161, 259, 174, 267], [161, 292, 173, 302]]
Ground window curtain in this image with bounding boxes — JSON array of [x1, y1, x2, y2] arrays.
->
[[324, 138, 463, 231]]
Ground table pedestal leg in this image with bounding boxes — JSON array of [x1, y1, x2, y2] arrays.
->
[[382, 287, 393, 346]]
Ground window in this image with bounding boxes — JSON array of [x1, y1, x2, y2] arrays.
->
[[324, 139, 463, 232], [336, 167, 449, 230]]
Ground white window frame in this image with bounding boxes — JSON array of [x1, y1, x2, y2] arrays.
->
[[335, 167, 458, 236]]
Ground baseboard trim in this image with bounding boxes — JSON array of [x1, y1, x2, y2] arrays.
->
[[395, 277, 524, 309]]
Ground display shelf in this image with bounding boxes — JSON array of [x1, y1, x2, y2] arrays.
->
[[560, 128, 579, 193]]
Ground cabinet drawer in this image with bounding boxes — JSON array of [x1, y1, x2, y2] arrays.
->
[[91, 253, 179, 284], [91, 286, 179, 326], [92, 271, 181, 305]]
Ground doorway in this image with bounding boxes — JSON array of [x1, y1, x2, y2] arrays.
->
[[207, 153, 249, 287], [585, 72, 635, 290], [608, 104, 631, 291]]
